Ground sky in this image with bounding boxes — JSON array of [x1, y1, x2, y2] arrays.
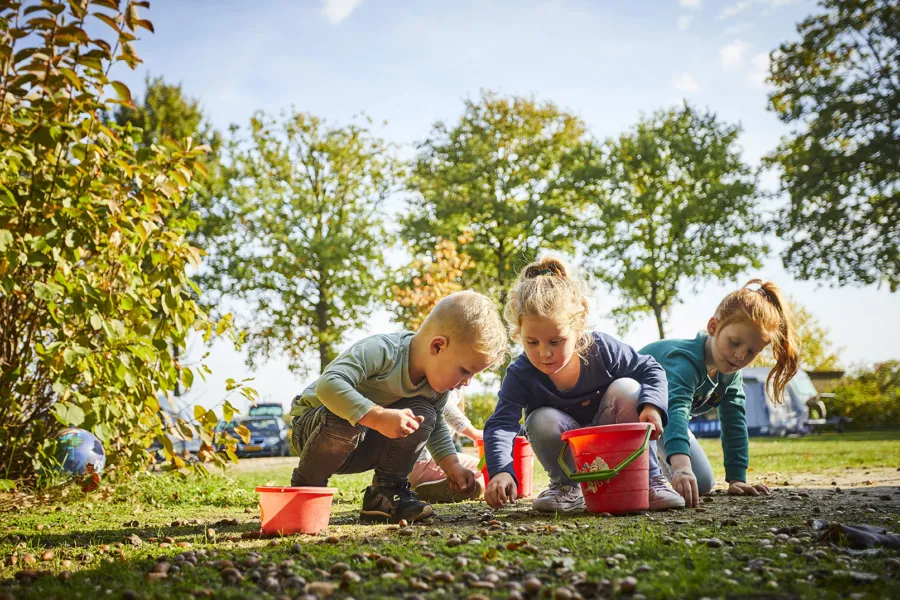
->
[[115, 0, 900, 413]]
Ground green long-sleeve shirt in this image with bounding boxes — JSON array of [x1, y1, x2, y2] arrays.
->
[[640, 332, 749, 482], [289, 332, 457, 464]]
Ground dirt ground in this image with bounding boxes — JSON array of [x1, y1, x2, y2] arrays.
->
[[228, 456, 900, 489]]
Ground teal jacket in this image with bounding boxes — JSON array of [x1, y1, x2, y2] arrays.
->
[[640, 332, 748, 482]]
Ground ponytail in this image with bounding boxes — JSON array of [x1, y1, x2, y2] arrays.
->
[[715, 279, 799, 403]]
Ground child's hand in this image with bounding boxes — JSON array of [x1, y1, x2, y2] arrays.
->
[[728, 481, 771, 497], [445, 463, 476, 495], [484, 472, 517, 510], [639, 405, 664, 440], [361, 407, 424, 439], [672, 469, 699, 507]]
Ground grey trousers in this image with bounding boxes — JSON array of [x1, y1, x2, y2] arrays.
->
[[657, 429, 716, 494]]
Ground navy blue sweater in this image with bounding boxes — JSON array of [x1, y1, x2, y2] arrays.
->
[[483, 331, 669, 484]]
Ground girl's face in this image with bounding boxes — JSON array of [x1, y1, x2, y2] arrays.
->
[[707, 317, 770, 374], [519, 315, 579, 376]]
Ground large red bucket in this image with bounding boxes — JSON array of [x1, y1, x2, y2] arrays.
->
[[559, 424, 651, 515], [476, 436, 534, 498], [256, 486, 337, 535]]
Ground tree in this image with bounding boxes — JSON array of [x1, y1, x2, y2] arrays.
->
[[581, 104, 765, 339], [391, 234, 474, 331], [750, 298, 843, 371], [767, 0, 900, 291], [113, 76, 226, 396], [202, 111, 399, 374], [402, 91, 591, 303], [0, 0, 240, 481]]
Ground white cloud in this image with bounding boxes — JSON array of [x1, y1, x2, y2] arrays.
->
[[720, 39, 750, 72], [679, 0, 702, 10], [746, 52, 771, 88], [677, 15, 693, 31], [323, 0, 362, 24], [673, 73, 702, 94], [717, 1, 753, 20], [723, 22, 754, 36]]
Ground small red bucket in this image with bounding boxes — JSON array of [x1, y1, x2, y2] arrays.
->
[[559, 424, 651, 515], [476, 436, 534, 498], [256, 486, 337, 535]]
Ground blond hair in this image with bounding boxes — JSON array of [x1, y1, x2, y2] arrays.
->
[[503, 257, 593, 356], [419, 290, 507, 366], [715, 279, 799, 403]]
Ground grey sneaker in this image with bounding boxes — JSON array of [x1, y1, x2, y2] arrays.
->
[[532, 483, 585, 513], [649, 474, 685, 510]]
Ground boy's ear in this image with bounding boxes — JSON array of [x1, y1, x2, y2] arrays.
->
[[707, 316, 719, 336], [429, 336, 448, 355]]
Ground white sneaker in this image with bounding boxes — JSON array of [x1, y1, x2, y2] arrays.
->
[[649, 474, 685, 510], [532, 483, 586, 513]]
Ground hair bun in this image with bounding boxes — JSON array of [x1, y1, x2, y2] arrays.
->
[[524, 257, 568, 279]]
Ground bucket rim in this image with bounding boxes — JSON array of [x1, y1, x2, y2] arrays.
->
[[560, 423, 650, 442], [475, 435, 529, 447], [255, 486, 338, 494]]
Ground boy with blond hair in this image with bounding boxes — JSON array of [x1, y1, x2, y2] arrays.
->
[[289, 291, 507, 523]]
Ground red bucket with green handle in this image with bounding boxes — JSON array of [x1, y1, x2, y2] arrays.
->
[[558, 423, 651, 514]]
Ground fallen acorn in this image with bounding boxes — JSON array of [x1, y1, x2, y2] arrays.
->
[[342, 570, 362, 585], [221, 567, 244, 584], [145, 572, 167, 583], [524, 577, 542, 593], [330, 562, 350, 575], [307, 581, 338, 596], [553, 587, 573, 600], [619, 576, 638, 593], [150, 562, 170, 574], [40, 550, 54, 561], [60, 559, 72, 568], [22, 553, 36, 564]]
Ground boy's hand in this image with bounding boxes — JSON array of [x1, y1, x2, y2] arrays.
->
[[445, 463, 476, 495], [639, 405, 664, 440], [728, 481, 771, 497], [360, 407, 424, 439], [485, 472, 517, 510]]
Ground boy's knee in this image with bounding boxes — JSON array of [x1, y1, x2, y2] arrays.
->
[[401, 398, 437, 439], [525, 407, 570, 442]]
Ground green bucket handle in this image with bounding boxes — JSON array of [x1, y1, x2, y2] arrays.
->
[[477, 454, 485, 470], [557, 425, 652, 483]]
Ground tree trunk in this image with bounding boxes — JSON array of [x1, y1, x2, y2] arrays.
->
[[652, 305, 666, 340], [316, 291, 330, 373]]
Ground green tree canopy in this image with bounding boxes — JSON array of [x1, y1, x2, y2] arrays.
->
[[402, 91, 591, 303], [768, 0, 899, 290], [202, 111, 399, 374], [580, 104, 765, 338]]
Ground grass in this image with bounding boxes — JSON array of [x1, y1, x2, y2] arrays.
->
[[1, 432, 899, 599]]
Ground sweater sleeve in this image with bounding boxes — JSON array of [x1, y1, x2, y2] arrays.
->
[[425, 393, 457, 464], [599, 334, 670, 426], [717, 374, 749, 482], [661, 366, 698, 461], [442, 393, 472, 433], [483, 370, 529, 486], [313, 337, 394, 426]]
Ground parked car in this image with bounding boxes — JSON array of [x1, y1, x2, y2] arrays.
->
[[248, 403, 285, 418], [148, 393, 202, 462], [221, 416, 291, 458]]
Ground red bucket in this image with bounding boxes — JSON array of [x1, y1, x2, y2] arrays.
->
[[559, 424, 651, 515], [476, 436, 534, 498], [256, 486, 337, 535]]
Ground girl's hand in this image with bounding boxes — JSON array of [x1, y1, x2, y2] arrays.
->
[[462, 425, 483, 442], [484, 472, 517, 509], [639, 405, 664, 440], [728, 481, 771, 497], [671, 469, 699, 507]]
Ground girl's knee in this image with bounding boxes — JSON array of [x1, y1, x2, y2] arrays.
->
[[606, 378, 641, 405], [525, 407, 570, 441], [695, 468, 716, 495]]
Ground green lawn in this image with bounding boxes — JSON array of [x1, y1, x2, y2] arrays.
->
[[1, 432, 899, 599]]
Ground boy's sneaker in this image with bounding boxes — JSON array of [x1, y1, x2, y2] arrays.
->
[[649, 474, 685, 510], [532, 483, 585, 513], [360, 483, 434, 523], [414, 477, 485, 504]]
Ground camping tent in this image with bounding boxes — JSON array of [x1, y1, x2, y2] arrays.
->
[[689, 368, 817, 438]]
